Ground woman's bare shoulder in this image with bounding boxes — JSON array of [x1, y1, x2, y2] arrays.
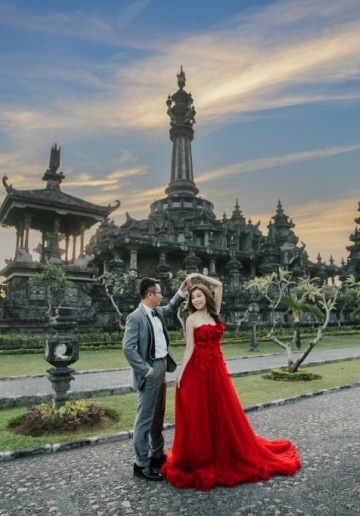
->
[[186, 313, 197, 325]]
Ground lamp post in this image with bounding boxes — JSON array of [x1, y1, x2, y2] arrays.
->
[[248, 302, 260, 352]]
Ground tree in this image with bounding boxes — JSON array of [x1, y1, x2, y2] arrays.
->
[[245, 269, 339, 373], [280, 289, 324, 350], [29, 264, 73, 324], [98, 271, 136, 330], [245, 267, 294, 329], [284, 280, 338, 372], [337, 274, 360, 323]]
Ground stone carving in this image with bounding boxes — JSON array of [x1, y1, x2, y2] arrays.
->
[[15, 246, 32, 263], [73, 253, 95, 267]]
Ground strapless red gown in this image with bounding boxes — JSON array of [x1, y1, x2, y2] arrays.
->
[[161, 322, 301, 491]]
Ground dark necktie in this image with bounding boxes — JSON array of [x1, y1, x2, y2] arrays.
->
[[151, 310, 156, 317]]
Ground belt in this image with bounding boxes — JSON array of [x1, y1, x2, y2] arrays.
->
[[154, 355, 167, 361]]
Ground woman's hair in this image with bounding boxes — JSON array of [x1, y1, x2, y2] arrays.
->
[[187, 284, 220, 323]]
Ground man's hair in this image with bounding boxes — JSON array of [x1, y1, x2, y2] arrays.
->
[[139, 277, 160, 299]]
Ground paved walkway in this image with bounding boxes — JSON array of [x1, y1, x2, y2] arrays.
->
[[1, 346, 360, 408], [0, 347, 359, 514], [0, 385, 359, 515]]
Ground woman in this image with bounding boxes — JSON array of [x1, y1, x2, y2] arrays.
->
[[161, 272, 301, 491]]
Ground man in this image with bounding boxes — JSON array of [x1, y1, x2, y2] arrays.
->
[[123, 276, 190, 481]]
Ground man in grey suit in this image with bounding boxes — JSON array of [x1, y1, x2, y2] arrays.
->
[[123, 276, 190, 481]]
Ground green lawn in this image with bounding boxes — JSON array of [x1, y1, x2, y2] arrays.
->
[[1, 334, 360, 378], [0, 359, 359, 453]]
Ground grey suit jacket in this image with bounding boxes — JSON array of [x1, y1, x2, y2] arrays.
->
[[122, 291, 185, 390]]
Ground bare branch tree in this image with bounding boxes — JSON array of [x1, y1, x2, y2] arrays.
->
[[245, 269, 344, 372], [245, 268, 295, 361], [286, 281, 338, 372], [29, 264, 73, 324], [98, 271, 136, 330]]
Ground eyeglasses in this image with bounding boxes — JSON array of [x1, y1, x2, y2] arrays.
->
[[149, 290, 162, 295]]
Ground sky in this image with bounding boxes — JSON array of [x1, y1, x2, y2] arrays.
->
[[1, 0, 360, 277]]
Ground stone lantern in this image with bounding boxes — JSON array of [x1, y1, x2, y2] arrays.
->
[[44, 307, 79, 409]]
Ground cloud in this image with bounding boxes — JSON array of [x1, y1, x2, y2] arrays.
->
[[64, 167, 147, 188], [1, 0, 360, 275], [196, 144, 360, 183], [84, 184, 165, 217], [1, 0, 360, 147], [0, 0, 151, 44]]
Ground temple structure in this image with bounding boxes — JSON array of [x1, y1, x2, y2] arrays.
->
[[343, 201, 360, 281], [0, 69, 350, 333], [0, 144, 120, 331], [85, 69, 319, 326]]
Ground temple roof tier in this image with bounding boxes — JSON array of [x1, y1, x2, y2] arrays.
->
[[1, 175, 120, 235]]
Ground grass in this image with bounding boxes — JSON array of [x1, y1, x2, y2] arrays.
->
[[1, 334, 360, 378], [0, 359, 359, 453]]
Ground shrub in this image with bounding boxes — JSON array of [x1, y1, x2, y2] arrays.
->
[[8, 399, 118, 436], [0, 325, 359, 354], [264, 368, 321, 381]]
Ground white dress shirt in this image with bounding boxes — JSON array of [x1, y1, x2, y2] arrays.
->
[[143, 305, 167, 359]]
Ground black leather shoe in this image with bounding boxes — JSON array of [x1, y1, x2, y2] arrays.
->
[[150, 454, 167, 469], [133, 463, 163, 481]]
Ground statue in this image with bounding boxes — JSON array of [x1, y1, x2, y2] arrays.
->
[[73, 253, 95, 267], [49, 143, 61, 172], [15, 246, 32, 263]]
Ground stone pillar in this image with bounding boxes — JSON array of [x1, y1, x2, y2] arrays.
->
[[15, 224, 21, 250], [183, 249, 201, 274], [250, 262, 256, 278], [41, 234, 46, 263], [226, 254, 242, 292], [72, 235, 77, 262], [108, 253, 125, 277], [24, 213, 32, 252], [48, 217, 61, 263], [65, 235, 70, 263], [209, 259, 216, 276], [80, 223, 86, 256], [130, 249, 138, 273], [157, 253, 171, 294], [19, 221, 24, 248]]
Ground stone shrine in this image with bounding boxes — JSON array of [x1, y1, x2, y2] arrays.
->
[[0, 144, 119, 332]]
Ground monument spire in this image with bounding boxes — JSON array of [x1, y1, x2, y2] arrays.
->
[[165, 67, 199, 197], [42, 143, 65, 190]]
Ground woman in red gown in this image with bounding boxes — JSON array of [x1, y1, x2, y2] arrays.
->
[[161, 273, 301, 491]]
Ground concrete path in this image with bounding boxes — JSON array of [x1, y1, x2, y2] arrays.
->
[[0, 385, 359, 515], [1, 346, 360, 408], [0, 346, 359, 514]]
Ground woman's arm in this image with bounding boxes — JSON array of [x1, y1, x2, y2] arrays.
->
[[176, 316, 195, 388]]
